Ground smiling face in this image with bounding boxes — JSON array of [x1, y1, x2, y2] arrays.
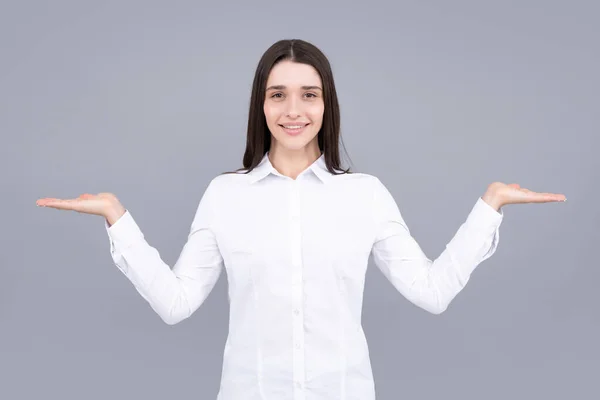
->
[[263, 60, 324, 153]]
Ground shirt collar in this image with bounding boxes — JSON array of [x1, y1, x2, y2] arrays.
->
[[248, 152, 333, 184]]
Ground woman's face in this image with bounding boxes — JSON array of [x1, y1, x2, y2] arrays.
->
[[263, 60, 324, 152]]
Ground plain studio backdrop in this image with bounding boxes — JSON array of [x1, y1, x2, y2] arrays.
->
[[2, 1, 598, 399]]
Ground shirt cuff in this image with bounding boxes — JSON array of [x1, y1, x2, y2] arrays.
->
[[466, 197, 504, 235], [105, 210, 145, 249]]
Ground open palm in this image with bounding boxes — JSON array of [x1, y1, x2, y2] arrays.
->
[[491, 182, 566, 206], [36, 193, 118, 216]]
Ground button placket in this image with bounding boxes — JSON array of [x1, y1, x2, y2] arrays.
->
[[290, 179, 305, 400]]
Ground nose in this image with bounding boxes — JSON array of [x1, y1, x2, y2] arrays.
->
[[285, 96, 301, 118]]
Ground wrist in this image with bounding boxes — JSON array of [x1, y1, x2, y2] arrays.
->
[[104, 201, 126, 227], [481, 190, 503, 212]]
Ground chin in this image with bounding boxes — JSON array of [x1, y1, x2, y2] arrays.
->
[[270, 131, 313, 149], [275, 138, 314, 151]]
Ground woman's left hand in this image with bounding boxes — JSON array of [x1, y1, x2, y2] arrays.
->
[[482, 182, 567, 211]]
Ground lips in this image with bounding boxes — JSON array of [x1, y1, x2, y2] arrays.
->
[[279, 123, 309, 128], [279, 123, 309, 136]]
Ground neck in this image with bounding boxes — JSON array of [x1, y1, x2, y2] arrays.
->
[[268, 142, 321, 180]]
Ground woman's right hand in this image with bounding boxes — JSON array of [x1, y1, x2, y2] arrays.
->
[[36, 193, 126, 225]]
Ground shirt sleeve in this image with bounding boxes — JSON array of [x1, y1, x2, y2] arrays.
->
[[104, 179, 224, 325], [370, 177, 504, 314]]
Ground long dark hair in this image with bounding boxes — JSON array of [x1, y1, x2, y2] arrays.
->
[[224, 39, 351, 175]]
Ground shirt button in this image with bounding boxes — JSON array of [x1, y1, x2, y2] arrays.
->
[[295, 381, 303, 389], [295, 343, 301, 349], [293, 309, 300, 316]]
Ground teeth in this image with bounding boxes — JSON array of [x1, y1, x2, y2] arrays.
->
[[283, 125, 304, 129]]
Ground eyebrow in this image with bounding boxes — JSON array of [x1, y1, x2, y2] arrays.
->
[[265, 85, 323, 91]]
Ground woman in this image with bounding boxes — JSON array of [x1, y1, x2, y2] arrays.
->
[[36, 39, 566, 400]]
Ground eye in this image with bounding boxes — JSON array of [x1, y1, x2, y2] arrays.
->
[[305, 92, 317, 98], [270, 92, 283, 98]]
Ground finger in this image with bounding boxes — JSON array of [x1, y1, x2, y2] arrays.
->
[[526, 191, 567, 202], [521, 187, 567, 202], [37, 198, 81, 210], [36, 198, 61, 206]]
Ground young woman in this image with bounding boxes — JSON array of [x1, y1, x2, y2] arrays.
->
[[36, 39, 566, 400]]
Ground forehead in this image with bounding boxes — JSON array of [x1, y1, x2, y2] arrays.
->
[[266, 60, 322, 87]]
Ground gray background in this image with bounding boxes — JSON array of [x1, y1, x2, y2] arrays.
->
[[3, 0, 598, 399]]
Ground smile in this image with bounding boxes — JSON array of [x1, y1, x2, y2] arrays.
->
[[279, 123, 309, 136]]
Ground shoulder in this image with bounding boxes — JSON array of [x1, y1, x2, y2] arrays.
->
[[334, 172, 399, 211], [323, 172, 391, 208], [206, 170, 252, 190], [330, 171, 385, 191], [196, 170, 255, 206], [333, 171, 374, 181]]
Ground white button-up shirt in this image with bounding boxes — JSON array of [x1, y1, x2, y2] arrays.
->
[[105, 153, 503, 400]]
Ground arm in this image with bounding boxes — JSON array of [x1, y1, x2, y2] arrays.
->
[[104, 180, 223, 325], [370, 178, 503, 314]]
